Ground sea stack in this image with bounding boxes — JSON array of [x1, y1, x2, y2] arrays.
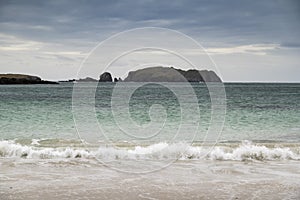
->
[[99, 72, 113, 82]]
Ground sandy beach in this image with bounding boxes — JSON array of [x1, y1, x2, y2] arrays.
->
[[1, 158, 300, 200]]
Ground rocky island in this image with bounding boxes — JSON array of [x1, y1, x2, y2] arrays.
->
[[0, 74, 58, 84], [123, 67, 222, 82]]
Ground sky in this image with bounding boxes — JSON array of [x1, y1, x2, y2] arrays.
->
[[0, 0, 299, 82]]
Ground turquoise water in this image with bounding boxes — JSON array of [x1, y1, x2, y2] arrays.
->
[[0, 83, 299, 143], [1, 83, 299, 200]]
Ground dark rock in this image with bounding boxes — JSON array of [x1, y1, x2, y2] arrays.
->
[[114, 77, 123, 82], [40, 80, 59, 84], [176, 68, 204, 82], [124, 67, 222, 82], [198, 70, 222, 82], [125, 67, 185, 82], [0, 74, 58, 84], [99, 72, 112, 82], [59, 79, 76, 83]]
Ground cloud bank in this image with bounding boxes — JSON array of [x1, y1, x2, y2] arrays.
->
[[0, 0, 299, 81]]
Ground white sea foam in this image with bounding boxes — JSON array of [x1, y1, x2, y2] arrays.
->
[[0, 140, 299, 161], [30, 139, 41, 146]]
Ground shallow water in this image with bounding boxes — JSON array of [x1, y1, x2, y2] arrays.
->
[[0, 83, 299, 199]]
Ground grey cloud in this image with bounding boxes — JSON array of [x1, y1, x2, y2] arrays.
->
[[0, 0, 299, 81], [0, 0, 299, 46], [280, 42, 300, 49]]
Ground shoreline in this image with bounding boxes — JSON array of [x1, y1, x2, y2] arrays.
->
[[1, 159, 299, 200]]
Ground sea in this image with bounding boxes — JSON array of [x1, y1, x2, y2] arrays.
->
[[0, 83, 299, 199]]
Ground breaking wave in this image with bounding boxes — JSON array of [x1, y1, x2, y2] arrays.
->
[[0, 140, 299, 161]]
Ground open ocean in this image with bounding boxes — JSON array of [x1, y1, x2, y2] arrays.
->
[[1, 83, 300, 199]]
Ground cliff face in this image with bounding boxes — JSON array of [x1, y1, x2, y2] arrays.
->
[[124, 67, 222, 82], [0, 74, 58, 84], [198, 70, 222, 82]]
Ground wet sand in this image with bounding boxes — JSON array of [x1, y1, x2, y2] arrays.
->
[[1, 159, 300, 200]]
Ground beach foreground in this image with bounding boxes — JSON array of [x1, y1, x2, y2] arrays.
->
[[1, 158, 300, 200], [1, 83, 299, 199]]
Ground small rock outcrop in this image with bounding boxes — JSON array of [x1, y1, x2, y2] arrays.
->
[[124, 67, 222, 82], [99, 72, 112, 82], [0, 74, 58, 84], [114, 77, 123, 82], [59, 79, 76, 83]]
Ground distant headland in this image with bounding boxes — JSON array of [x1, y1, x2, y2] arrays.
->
[[0, 74, 58, 84], [0, 67, 222, 84]]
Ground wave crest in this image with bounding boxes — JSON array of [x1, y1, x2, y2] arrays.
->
[[0, 140, 299, 161]]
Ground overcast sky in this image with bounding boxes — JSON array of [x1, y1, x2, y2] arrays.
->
[[0, 0, 299, 82]]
